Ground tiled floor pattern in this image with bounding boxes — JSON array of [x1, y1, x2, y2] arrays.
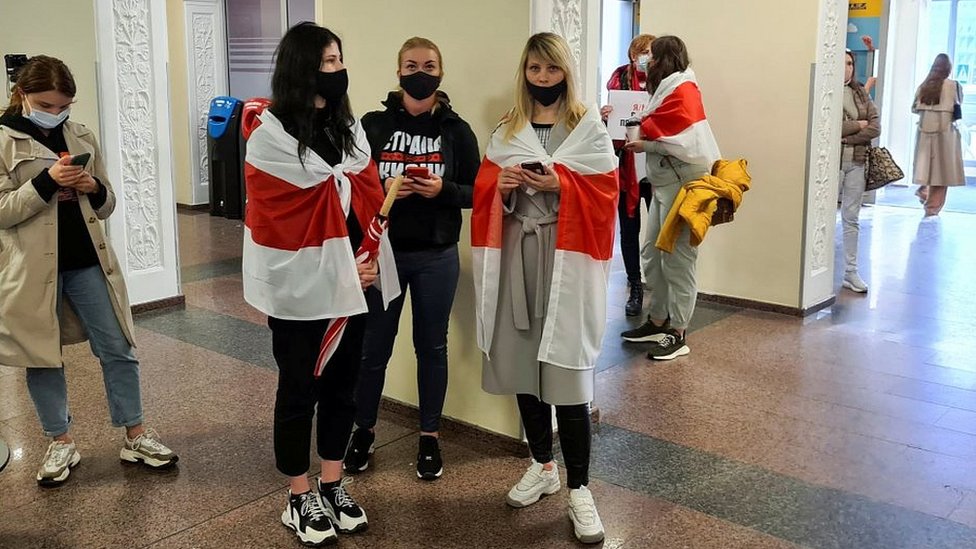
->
[[3, 206, 976, 547]]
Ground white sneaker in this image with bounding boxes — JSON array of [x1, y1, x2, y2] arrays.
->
[[568, 486, 605, 544], [281, 490, 338, 546], [842, 271, 868, 293], [120, 428, 179, 468], [506, 461, 561, 508], [36, 440, 81, 486]]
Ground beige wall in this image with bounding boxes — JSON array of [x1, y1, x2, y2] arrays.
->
[[0, 0, 100, 137], [642, 1, 822, 307], [167, 0, 195, 205], [319, 0, 530, 439]]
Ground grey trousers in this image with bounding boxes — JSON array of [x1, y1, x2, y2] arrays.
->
[[839, 160, 866, 273], [640, 181, 698, 330]]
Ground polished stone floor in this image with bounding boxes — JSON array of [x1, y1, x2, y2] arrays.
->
[[2, 204, 976, 548]]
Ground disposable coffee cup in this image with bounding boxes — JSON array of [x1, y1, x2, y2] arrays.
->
[[624, 119, 641, 142]]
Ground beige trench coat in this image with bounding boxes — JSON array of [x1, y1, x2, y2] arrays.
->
[[0, 120, 135, 368], [913, 78, 966, 187]]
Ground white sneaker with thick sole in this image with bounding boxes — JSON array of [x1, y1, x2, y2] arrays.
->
[[281, 490, 338, 546], [120, 428, 179, 468], [506, 461, 561, 508], [36, 440, 81, 486], [843, 272, 868, 293], [569, 486, 605, 544]]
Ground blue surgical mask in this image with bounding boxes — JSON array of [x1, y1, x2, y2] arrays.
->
[[637, 55, 650, 72], [23, 98, 70, 129]]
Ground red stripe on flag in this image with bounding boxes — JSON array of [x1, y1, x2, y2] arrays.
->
[[244, 163, 348, 251], [552, 166, 619, 260], [640, 81, 707, 141], [471, 158, 504, 249]]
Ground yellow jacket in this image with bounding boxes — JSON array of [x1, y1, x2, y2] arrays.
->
[[655, 159, 751, 253]]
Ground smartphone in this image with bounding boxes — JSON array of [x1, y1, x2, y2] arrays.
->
[[69, 153, 91, 167], [404, 166, 430, 179], [520, 161, 547, 175]]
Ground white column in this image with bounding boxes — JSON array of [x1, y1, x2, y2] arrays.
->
[[530, 0, 602, 105], [94, 0, 181, 305], [184, 0, 229, 206], [801, 0, 847, 310]]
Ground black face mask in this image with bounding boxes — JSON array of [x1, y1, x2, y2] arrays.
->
[[526, 80, 567, 107], [399, 71, 442, 101], [315, 69, 349, 105]]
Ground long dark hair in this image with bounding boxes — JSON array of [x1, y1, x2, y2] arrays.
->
[[3, 55, 76, 117], [269, 22, 356, 162], [918, 53, 952, 105], [647, 36, 690, 94]]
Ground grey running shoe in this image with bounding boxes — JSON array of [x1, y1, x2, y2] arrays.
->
[[36, 440, 81, 486], [120, 428, 178, 468]]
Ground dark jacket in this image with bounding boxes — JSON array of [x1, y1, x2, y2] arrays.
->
[[361, 91, 480, 251]]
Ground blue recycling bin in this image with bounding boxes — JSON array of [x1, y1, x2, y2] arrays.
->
[[207, 96, 245, 219]]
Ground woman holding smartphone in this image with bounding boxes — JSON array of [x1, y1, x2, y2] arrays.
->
[[344, 37, 480, 480], [472, 33, 617, 544], [0, 55, 178, 488]]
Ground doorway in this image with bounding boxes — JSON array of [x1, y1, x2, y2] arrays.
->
[[878, 0, 976, 214]]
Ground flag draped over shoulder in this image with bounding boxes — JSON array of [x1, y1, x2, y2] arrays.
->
[[241, 105, 399, 321], [471, 107, 618, 370], [640, 68, 721, 168]]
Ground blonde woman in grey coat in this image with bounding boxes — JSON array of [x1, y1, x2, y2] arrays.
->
[[913, 53, 965, 217]]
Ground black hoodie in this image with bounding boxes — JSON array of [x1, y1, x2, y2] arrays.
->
[[360, 91, 480, 252]]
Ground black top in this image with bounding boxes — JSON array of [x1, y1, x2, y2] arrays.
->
[[0, 113, 107, 272], [361, 91, 480, 252], [276, 109, 363, 250]]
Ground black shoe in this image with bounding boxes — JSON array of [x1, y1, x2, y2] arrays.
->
[[646, 329, 690, 361], [318, 478, 368, 534], [620, 316, 670, 342], [416, 435, 443, 480], [281, 490, 337, 546], [624, 283, 644, 317], [342, 427, 374, 473]]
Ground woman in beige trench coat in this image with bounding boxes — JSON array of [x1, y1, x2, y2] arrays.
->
[[0, 56, 177, 486], [913, 53, 966, 216]]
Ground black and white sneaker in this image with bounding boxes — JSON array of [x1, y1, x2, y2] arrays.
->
[[620, 316, 670, 342], [646, 329, 690, 361], [342, 427, 374, 473], [281, 490, 337, 546], [416, 435, 443, 480], [318, 477, 368, 534]]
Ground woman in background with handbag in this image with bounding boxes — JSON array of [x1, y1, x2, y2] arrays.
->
[[838, 49, 880, 294], [913, 53, 965, 217]]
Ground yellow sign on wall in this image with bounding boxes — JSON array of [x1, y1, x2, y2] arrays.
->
[[849, 0, 883, 18]]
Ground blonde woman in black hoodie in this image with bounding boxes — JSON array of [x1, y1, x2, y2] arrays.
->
[[344, 37, 480, 480]]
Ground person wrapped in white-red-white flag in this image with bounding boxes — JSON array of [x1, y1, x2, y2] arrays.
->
[[472, 106, 618, 371], [241, 99, 400, 322]]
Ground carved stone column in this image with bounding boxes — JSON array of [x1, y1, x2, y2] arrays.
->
[[801, 0, 846, 310], [94, 0, 182, 306], [184, 0, 229, 206]]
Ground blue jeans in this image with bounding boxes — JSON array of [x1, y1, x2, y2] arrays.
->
[[355, 245, 459, 433], [26, 266, 143, 437]]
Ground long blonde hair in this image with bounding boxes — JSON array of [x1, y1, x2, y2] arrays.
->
[[504, 32, 587, 141]]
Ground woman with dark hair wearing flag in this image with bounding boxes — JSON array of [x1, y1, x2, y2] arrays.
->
[[623, 35, 721, 360], [344, 36, 480, 481], [241, 22, 398, 546], [472, 32, 617, 545], [600, 33, 655, 317]]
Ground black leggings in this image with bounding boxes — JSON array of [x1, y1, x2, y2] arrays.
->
[[618, 179, 653, 285], [269, 314, 366, 477], [516, 394, 591, 489]]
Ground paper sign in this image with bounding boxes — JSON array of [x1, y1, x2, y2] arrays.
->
[[607, 90, 650, 140]]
